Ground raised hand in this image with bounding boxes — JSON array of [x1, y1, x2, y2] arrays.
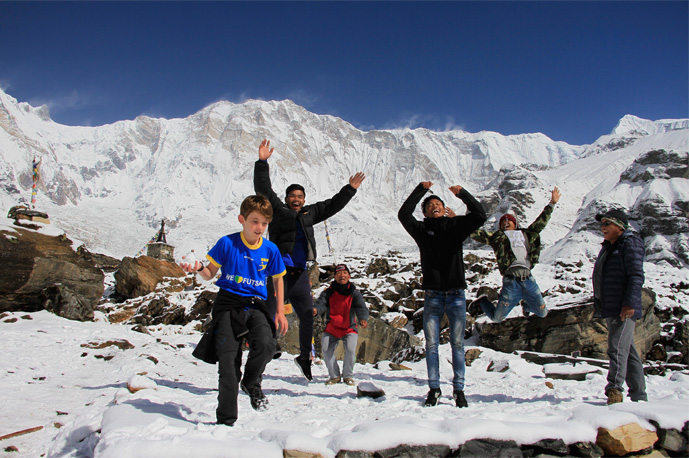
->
[[551, 186, 561, 205], [349, 171, 366, 189], [258, 139, 274, 161], [448, 185, 463, 195], [421, 181, 433, 190]]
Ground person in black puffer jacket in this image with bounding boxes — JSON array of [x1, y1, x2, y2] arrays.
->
[[592, 208, 647, 405]]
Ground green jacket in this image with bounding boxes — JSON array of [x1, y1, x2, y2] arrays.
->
[[470, 203, 554, 275]]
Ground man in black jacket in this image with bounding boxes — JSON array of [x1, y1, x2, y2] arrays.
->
[[592, 209, 647, 405], [254, 139, 365, 381], [398, 181, 486, 407]]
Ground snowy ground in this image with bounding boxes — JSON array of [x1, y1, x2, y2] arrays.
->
[[2, 311, 688, 458]]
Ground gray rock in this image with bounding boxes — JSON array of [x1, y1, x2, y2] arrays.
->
[[41, 283, 95, 321], [651, 421, 688, 454], [568, 441, 604, 458], [459, 439, 523, 458], [373, 444, 450, 458], [0, 223, 104, 320], [366, 258, 392, 277], [476, 289, 660, 361], [521, 438, 569, 456], [335, 452, 374, 458], [675, 320, 689, 365]]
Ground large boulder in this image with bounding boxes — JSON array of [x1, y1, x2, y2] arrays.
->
[[114, 255, 188, 299], [0, 222, 104, 321], [475, 288, 660, 360], [596, 423, 658, 456]]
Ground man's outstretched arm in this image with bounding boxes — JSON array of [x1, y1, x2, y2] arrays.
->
[[528, 186, 561, 232], [253, 139, 283, 210]]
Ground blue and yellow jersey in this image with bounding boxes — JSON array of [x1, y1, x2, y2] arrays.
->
[[206, 232, 286, 300]]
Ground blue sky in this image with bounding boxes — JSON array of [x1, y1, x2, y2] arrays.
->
[[1, 1, 686, 145]]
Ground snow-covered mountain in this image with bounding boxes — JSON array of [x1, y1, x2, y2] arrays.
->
[[0, 88, 687, 282]]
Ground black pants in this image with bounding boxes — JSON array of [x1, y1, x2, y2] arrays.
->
[[215, 309, 275, 424], [266, 268, 314, 359]]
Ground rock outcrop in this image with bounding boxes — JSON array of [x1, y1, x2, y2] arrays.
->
[[0, 222, 104, 321], [624, 149, 689, 266], [475, 288, 660, 360], [114, 255, 188, 299]]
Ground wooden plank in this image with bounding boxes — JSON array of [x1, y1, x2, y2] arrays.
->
[[0, 426, 43, 441]]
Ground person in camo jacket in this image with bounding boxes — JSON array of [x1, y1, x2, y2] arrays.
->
[[468, 187, 561, 322]]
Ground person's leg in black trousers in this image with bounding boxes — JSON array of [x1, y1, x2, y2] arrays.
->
[[214, 312, 240, 426]]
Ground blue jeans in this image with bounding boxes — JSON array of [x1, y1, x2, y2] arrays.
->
[[423, 289, 466, 391], [479, 274, 547, 322]]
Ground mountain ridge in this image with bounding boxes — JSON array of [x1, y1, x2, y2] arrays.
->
[[0, 88, 686, 281]]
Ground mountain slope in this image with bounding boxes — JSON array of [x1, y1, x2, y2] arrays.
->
[[0, 88, 686, 278]]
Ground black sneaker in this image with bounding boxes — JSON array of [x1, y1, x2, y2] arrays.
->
[[468, 295, 486, 317], [240, 382, 268, 411], [295, 356, 313, 381], [453, 390, 468, 408], [216, 420, 235, 427], [424, 388, 442, 407]]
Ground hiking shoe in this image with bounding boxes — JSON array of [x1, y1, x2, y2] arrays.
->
[[241, 382, 268, 411], [216, 420, 235, 427], [520, 300, 530, 318], [468, 295, 486, 317], [295, 356, 313, 381], [606, 388, 623, 405], [479, 286, 500, 301], [325, 377, 341, 385], [343, 377, 355, 386], [424, 388, 442, 407], [453, 390, 468, 408]]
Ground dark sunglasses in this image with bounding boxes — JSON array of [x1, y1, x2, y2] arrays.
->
[[601, 221, 614, 227]]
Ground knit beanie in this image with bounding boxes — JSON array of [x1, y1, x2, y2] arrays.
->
[[499, 213, 517, 228]]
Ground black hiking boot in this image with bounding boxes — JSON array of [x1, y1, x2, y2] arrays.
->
[[453, 390, 468, 408], [424, 388, 442, 407], [295, 355, 313, 381], [469, 286, 500, 317], [520, 300, 530, 318], [241, 381, 268, 411]]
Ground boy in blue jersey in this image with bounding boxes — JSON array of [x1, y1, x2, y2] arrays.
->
[[180, 195, 287, 426]]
